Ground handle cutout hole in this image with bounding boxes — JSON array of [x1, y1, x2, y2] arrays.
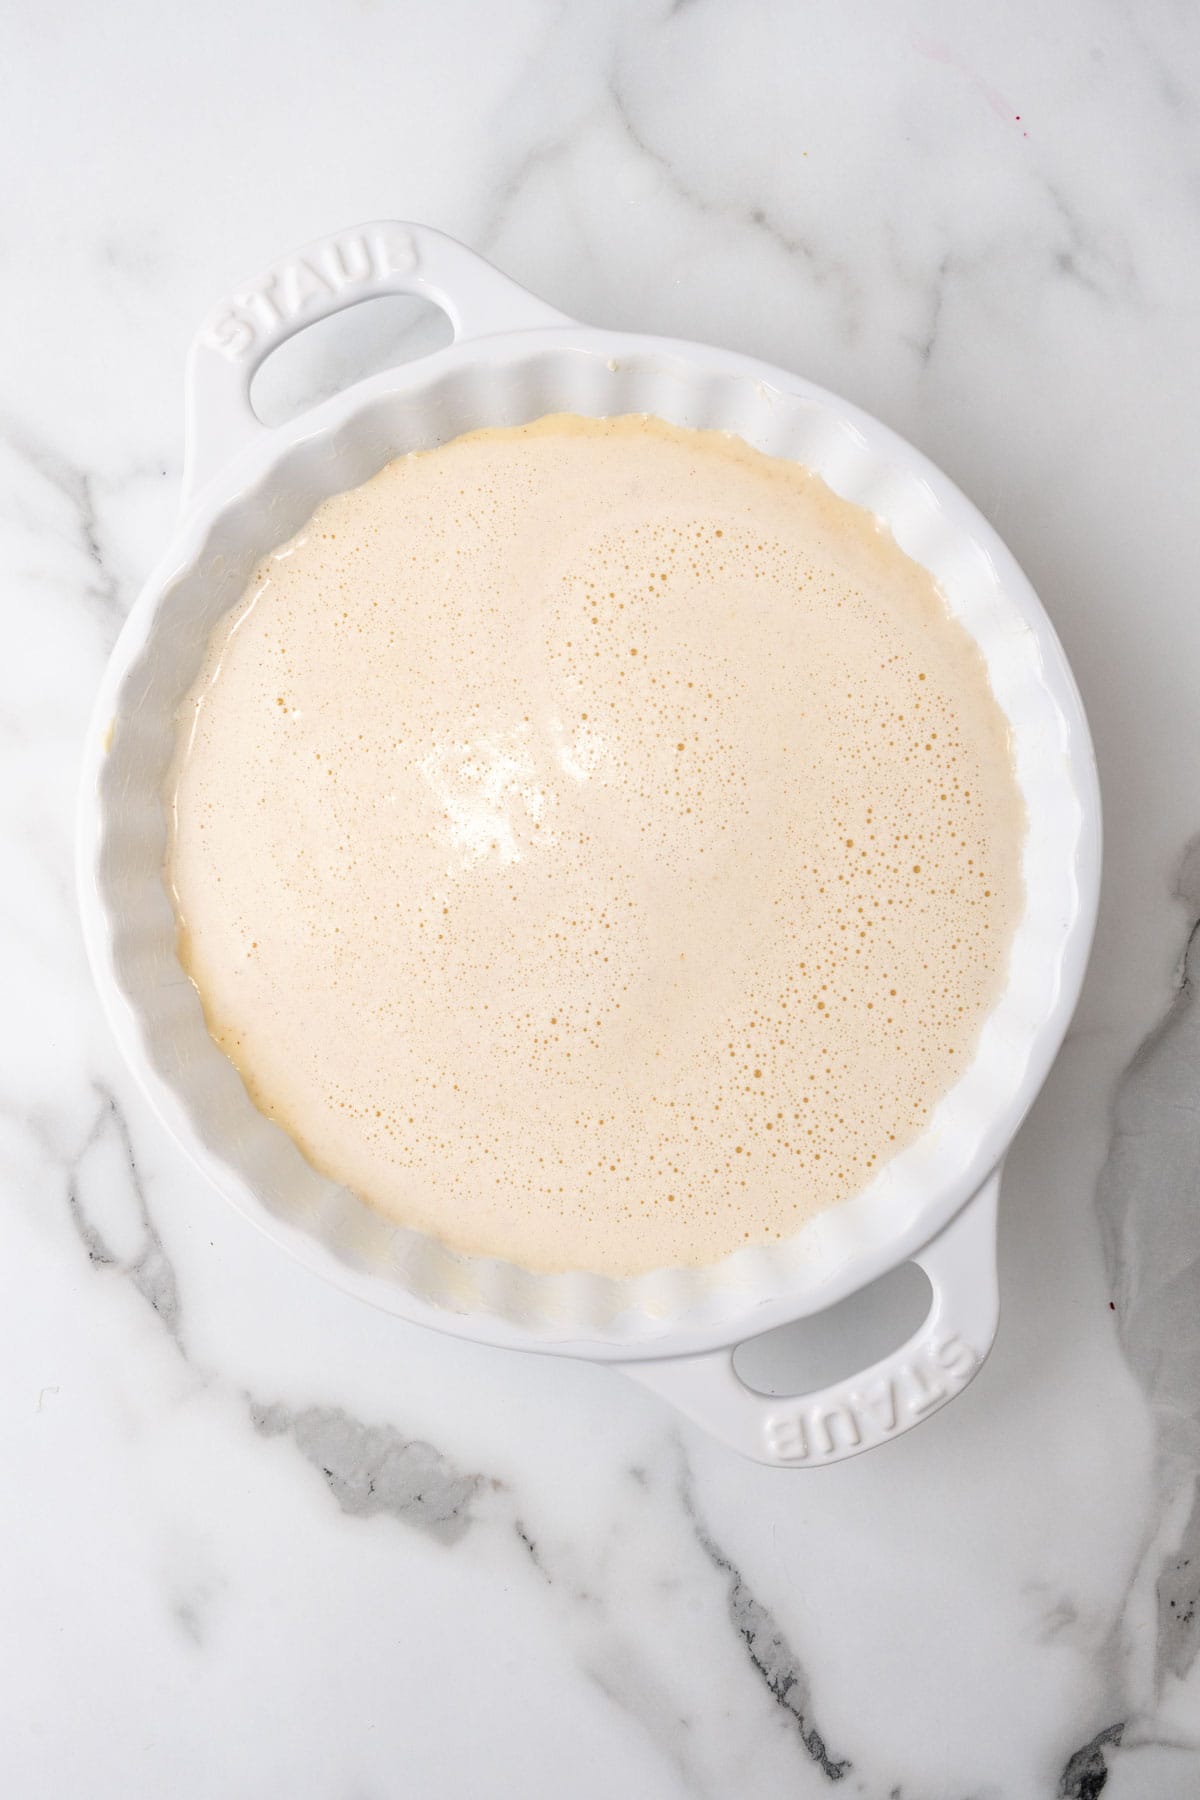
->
[[733, 1262, 932, 1397], [250, 293, 454, 427]]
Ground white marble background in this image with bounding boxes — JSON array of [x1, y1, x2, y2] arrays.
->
[[3, 2, 1199, 1794]]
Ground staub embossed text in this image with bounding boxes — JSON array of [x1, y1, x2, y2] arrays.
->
[[763, 1334, 978, 1462], [203, 228, 418, 362]]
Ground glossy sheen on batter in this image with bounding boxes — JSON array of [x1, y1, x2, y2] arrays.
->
[[167, 414, 1024, 1275]]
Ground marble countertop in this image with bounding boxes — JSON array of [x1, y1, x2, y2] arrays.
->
[[4, 2, 1200, 1795]]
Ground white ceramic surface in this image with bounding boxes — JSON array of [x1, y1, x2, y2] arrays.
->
[[6, 2, 1200, 1792], [78, 220, 1098, 1465]]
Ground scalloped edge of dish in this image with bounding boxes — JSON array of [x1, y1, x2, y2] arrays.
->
[[79, 329, 1100, 1355]]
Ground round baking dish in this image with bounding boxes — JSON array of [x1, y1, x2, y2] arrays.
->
[[78, 222, 1100, 1464]]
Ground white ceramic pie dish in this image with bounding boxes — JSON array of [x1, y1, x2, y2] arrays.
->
[[78, 222, 1100, 1464]]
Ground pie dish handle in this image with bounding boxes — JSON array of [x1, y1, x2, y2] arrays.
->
[[182, 220, 574, 508], [624, 1169, 1001, 1465]]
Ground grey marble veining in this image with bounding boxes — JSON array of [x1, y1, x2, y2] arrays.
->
[[3, 2, 1200, 1795], [248, 1403, 488, 1545], [1099, 840, 1200, 1698]]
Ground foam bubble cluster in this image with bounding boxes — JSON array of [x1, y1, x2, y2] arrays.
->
[[168, 414, 1025, 1275]]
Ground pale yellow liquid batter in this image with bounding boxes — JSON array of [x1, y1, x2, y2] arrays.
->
[[167, 415, 1024, 1275]]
